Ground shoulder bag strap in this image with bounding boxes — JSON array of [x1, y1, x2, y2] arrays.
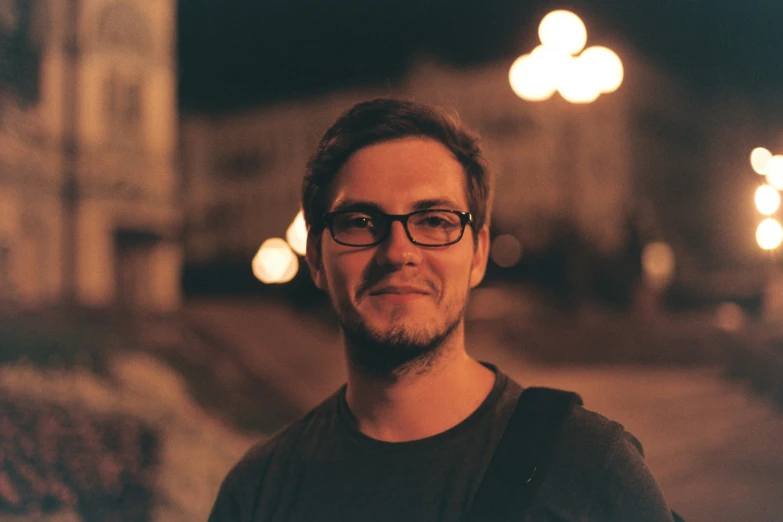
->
[[465, 387, 582, 522]]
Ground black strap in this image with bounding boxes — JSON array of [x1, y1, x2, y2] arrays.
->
[[467, 387, 686, 522], [465, 387, 582, 522]]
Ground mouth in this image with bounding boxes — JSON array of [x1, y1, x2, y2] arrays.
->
[[367, 285, 431, 303]]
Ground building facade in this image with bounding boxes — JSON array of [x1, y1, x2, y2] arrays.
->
[[0, 0, 180, 312]]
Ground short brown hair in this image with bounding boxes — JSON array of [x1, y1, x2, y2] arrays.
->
[[302, 98, 492, 246]]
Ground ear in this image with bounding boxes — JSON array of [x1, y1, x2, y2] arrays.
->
[[305, 229, 327, 291], [469, 225, 490, 289]]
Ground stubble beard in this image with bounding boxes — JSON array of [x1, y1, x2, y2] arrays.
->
[[337, 297, 467, 379]]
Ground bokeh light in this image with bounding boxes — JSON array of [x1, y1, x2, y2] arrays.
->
[[490, 234, 523, 267], [756, 218, 783, 250], [579, 46, 624, 93], [286, 210, 308, 256], [557, 55, 602, 104], [750, 147, 772, 175], [531, 45, 573, 87], [765, 155, 783, 189], [715, 302, 745, 333], [508, 53, 557, 102], [642, 241, 675, 288], [755, 185, 781, 216], [252, 238, 299, 283], [538, 10, 587, 56]]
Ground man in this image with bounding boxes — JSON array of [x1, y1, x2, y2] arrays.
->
[[209, 98, 674, 521]]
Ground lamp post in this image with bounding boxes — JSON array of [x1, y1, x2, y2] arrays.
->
[[750, 146, 783, 321], [508, 11, 626, 309]]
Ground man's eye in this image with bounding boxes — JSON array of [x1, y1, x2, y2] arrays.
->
[[342, 215, 374, 228], [415, 214, 457, 228], [422, 217, 447, 227]]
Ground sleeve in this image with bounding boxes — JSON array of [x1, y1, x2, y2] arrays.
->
[[594, 429, 674, 522]]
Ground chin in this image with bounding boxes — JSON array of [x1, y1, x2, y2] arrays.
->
[[339, 312, 462, 378]]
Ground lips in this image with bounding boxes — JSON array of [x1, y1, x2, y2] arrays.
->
[[368, 285, 430, 296]]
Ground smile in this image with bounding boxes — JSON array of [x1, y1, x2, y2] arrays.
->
[[368, 285, 431, 303]]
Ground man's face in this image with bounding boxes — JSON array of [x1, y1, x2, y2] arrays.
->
[[307, 137, 489, 374]]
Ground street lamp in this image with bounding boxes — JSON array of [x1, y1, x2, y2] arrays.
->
[[756, 218, 783, 250], [755, 185, 781, 216], [509, 10, 624, 104], [750, 147, 772, 175], [538, 10, 587, 55], [252, 238, 299, 284], [765, 155, 783, 190]]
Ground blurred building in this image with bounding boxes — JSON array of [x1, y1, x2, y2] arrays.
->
[[181, 45, 703, 290], [0, 0, 180, 312]]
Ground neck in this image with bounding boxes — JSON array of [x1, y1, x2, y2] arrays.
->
[[344, 325, 496, 442]]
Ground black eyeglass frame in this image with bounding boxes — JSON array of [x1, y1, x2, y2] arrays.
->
[[322, 209, 474, 247]]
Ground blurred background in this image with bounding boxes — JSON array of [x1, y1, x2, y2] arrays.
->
[[1, 0, 783, 520]]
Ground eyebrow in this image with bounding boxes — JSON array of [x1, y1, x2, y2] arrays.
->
[[412, 198, 461, 211], [329, 198, 462, 214]]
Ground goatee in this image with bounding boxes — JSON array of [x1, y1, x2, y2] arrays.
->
[[340, 313, 462, 379]]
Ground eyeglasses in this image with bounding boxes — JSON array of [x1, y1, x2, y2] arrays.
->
[[323, 209, 473, 247]]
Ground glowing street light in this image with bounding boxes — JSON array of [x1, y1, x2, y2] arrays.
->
[[510, 10, 623, 104], [557, 54, 602, 104], [579, 46, 624, 93], [252, 238, 299, 284], [751, 147, 772, 175], [765, 155, 783, 190], [286, 210, 308, 256], [756, 218, 783, 250], [538, 10, 587, 56], [755, 185, 781, 216], [509, 53, 557, 102]]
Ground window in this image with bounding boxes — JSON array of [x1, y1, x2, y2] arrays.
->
[[97, 2, 151, 55], [105, 71, 143, 137]]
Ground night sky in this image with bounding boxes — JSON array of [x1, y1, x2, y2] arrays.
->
[[178, 0, 783, 112]]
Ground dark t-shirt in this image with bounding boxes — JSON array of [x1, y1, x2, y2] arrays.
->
[[209, 368, 673, 522]]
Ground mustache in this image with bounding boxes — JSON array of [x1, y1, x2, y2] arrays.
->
[[355, 274, 439, 299]]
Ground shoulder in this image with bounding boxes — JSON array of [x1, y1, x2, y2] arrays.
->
[[208, 390, 342, 522], [541, 405, 673, 521], [559, 404, 642, 457]]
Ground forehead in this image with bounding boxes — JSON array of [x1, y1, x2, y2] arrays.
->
[[326, 137, 469, 212]]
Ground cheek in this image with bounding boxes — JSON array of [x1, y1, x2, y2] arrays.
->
[[323, 254, 367, 297], [430, 255, 474, 292]]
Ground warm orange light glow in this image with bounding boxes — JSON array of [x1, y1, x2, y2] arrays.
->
[[490, 234, 523, 267], [579, 46, 624, 93], [510, 12, 622, 104], [715, 302, 745, 333], [531, 45, 573, 86], [642, 241, 675, 288], [755, 185, 781, 216], [538, 10, 587, 56], [750, 147, 772, 175], [756, 218, 783, 250], [765, 155, 783, 189], [286, 210, 308, 256], [557, 55, 602, 104], [252, 238, 299, 283], [509, 53, 557, 101]]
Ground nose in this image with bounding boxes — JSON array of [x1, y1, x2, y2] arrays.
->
[[375, 220, 422, 266]]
